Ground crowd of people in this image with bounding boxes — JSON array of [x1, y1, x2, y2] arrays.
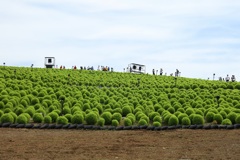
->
[[152, 68, 180, 77], [219, 75, 236, 82], [56, 64, 237, 82]]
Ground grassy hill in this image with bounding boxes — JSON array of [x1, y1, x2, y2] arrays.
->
[[1, 66, 240, 127]]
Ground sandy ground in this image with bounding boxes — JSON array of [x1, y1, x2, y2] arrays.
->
[[0, 128, 240, 160]]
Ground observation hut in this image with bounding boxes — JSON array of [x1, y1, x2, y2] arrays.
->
[[127, 63, 146, 74], [44, 57, 55, 68]]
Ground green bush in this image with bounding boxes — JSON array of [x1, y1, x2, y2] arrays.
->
[[192, 114, 204, 125], [101, 112, 112, 125], [16, 114, 28, 124], [220, 111, 227, 119], [213, 114, 223, 124], [9, 112, 17, 123], [32, 113, 44, 123], [140, 115, 150, 123], [31, 98, 39, 105], [122, 106, 132, 117], [64, 114, 72, 122], [112, 112, 122, 123], [48, 112, 59, 123], [4, 108, 12, 113], [168, 115, 179, 126], [205, 112, 215, 123], [21, 113, 31, 122], [186, 108, 195, 116], [82, 103, 91, 111], [71, 114, 84, 124], [25, 107, 35, 117], [235, 115, 240, 124], [0, 113, 14, 123], [149, 112, 160, 121], [15, 107, 24, 116], [126, 113, 136, 124], [163, 114, 172, 124], [97, 117, 105, 126], [153, 116, 162, 123], [181, 117, 191, 125], [112, 119, 119, 127], [124, 118, 132, 126], [85, 112, 98, 125], [43, 115, 52, 123], [57, 116, 69, 125], [178, 113, 188, 124], [63, 107, 71, 115], [227, 112, 238, 124], [221, 118, 232, 125], [138, 119, 148, 126], [167, 107, 175, 114], [153, 121, 161, 127]]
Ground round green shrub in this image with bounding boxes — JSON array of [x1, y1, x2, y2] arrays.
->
[[85, 112, 98, 125], [138, 119, 148, 126], [82, 103, 91, 111], [0, 113, 14, 123], [124, 117, 132, 126], [64, 114, 72, 122], [221, 118, 232, 125], [113, 108, 122, 114], [153, 116, 162, 123], [235, 115, 240, 124], [192, 114, 204, 125], [167, 107, 175, 114], [140, 115, 150, 123], [62, 107, 71, 115], [205, 112, 215, 123], [168, 115, 179, 126], [25, 107, 35, 117], [48, 112, 59, 123], [43, 115, 52, 124], [32, 113, 44, 123], [149, 112, 160, 121], [4, 108, 12, 113], [57, 116, 68, 125], [220, 110, 227, 119], [16, 114, 28, 124], [15, 107, 24, 116], [111, 119, 119, 127], [153, 121, 161, 127], [178, 113, 188, 124], [101, 112, 112, 125], [112, 112, 122, 122], [97, 117, 105, 126], [122, 106, 132, 117], [213, 114, 223, 124], [21, 113, 31, 122], [227, 112, 238, 124], [181, 117, 191, 125], [186, 108, 195, 116], [126, 113, 136, 124], [9, 112, 17, 123], [71, 114, 84, 124], [31, 97, 39, 105], [163, 114, 172, 124]]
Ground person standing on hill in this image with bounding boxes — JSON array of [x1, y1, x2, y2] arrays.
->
[[152, 69, 155, 75], [160, 68, 163, 75], [226, 75, 230, 82]]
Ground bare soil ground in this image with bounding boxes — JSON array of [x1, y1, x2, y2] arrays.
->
[[0, 128, 239, 160]]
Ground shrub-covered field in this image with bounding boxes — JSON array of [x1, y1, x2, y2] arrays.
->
[[1, 66, 240, 129]]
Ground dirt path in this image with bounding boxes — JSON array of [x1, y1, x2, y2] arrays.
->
[[0, 128, 239, 160]]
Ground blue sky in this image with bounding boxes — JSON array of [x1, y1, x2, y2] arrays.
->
[[1, 0, 240, 80]]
